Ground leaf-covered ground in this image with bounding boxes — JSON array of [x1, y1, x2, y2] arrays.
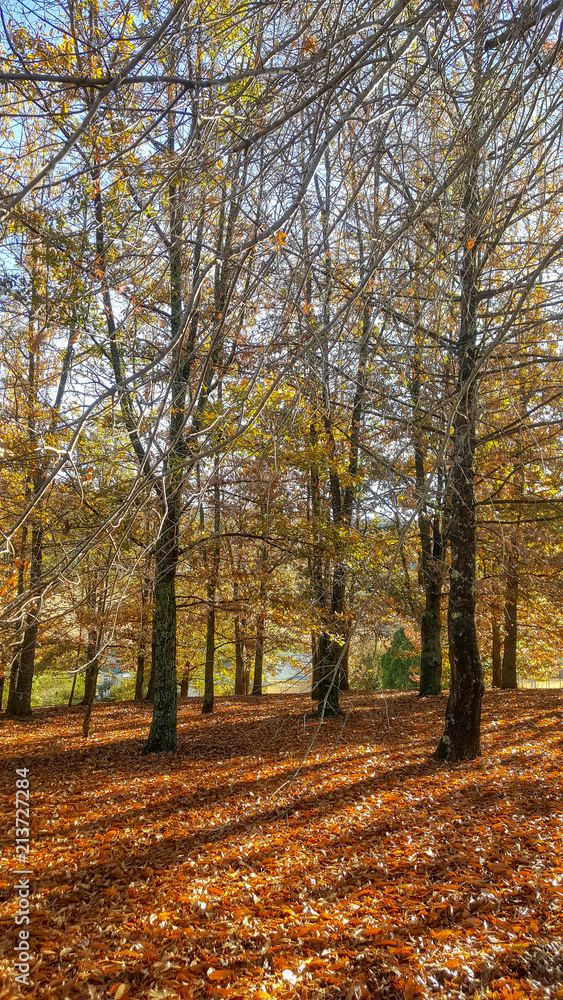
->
[[1, 690, 563, 1000]]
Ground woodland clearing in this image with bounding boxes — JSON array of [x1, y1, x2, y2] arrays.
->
[[1, 690, 563, 1000]]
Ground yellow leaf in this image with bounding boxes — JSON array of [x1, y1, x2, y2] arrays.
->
[[276, 231, 288, 246]]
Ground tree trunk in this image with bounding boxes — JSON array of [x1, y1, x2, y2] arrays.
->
[[144, 520, 178, 751], [434, 11, 484, 761], [6, 650, 22, 715], [419, 545, 443, 696], [316, 633, 342, 717], [501, 556, 518, 689], [491, 621, 502, 687], [252, 611, 265, 696], [82, 645, 102, 739], [6, 527, 27, 714], [146, 667, 154, 703], [252, 541, 267, 696], [68, 672, 77, 707], [82, 629, 99, 705], [68, 644, 81, 707], [8, 522, 43, 718], [143, 96, 187, 750], [202, 471, 221, 714], [234, 615, 245, 695], [202, 594, 215, 714]]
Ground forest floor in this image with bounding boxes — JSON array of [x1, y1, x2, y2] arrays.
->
[[1, 690, 563, 1000]]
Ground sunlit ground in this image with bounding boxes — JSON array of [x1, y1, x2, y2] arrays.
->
[[1, 689, 562, 999]]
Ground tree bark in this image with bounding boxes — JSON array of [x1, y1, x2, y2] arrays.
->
[[252, 610, 265, 696], [82, 641, 102, 739], [202, 470, 221, 714], [252, 541, 268, 696], [144, 519, 178, 749], [82, 628, 99, 707], [501, 554, 518, 689], [8, 521, 43, 718], [234, 613, 245, 695], [492, 621, 502, 687], [434, 8, 484, 761]]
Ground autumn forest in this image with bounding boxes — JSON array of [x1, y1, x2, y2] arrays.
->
[[1, 1, 563, 997]]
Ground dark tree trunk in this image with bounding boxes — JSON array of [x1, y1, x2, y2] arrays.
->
[[202, 471, 221, 714], [501, 556, 518, 689], [83, 624, 104, 739], [419, 548, 443, 696], [252, 612, 265, 696], [143, 100, 188, 750], [82, 629, 99, 706], [316, 633, 343, 717], [82, 646, 101, 739], [491, 621, 502, 687], [433, 325, 484, 759], [8, 522, 43, 718], [68, 644, 81, 707], [180, 666, 190, 700], [6, 651, 22, 715], [68, 671, 77, 707], [434, 15, 484, 761], [144, 522, 178, 750], [234, 614, 245, 695], [252, 542, 267, 696], [146, 667, 154, 703], [202, 596, 215, 714]]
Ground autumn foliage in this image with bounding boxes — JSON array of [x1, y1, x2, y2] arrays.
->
[[2, 691, 563, 999]]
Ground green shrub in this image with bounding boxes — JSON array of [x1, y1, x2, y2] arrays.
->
[[380, 628, 419, 690]]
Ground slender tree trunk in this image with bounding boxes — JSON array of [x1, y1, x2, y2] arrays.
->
[[234, 614, 245, 695], [180, 665, 190, 699], [252, 611, 266, 696], [8, 521, 43, 718], [434, 10, 484, 761], [501, 554, 518, 689], [82, 629, 99, 706], [202, 470, 221, 714], [6, 649, 22, 715], [135, 647, 146, 700], [68, 672, 77, 707], [68, 643, 81, 707], [233, 573, 245, 695], [202, 596, 216, 714], [6, 526, 28, 714], [252, 541, 268, 696], [492, 621, 502, 687], [83, 643, 102, 739]]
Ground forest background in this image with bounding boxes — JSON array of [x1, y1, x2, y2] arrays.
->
[[2, 0, 563, 761]]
